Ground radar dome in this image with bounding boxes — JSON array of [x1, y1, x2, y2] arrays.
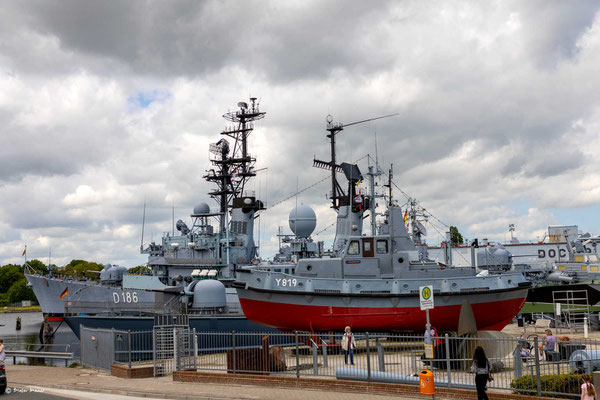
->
[[289, 205, 317, 238], [193, 202, 210, 215]]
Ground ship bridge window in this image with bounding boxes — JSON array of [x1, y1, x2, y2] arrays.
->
[[348, 240, 360, 255], [589, 255, 598, 262], [376, 240, 389, 254]]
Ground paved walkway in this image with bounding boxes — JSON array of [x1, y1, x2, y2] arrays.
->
[[6, 365, 433, 400]]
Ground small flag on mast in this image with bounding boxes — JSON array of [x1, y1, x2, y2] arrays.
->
[[60, 287, 69, 300], [22, 246, 26, 256]]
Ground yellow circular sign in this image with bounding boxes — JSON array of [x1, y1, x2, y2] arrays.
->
[[421, 286, 431, 300]]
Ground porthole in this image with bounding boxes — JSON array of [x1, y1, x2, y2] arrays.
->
[[356, 284, 361, 289], [257, 278, 262, 283], [403, 284, 409, 289], [451, 282, 457, 288], [398, 257, 404, 263], [306, 265, 312, 271], [298, 282, 304, 287]]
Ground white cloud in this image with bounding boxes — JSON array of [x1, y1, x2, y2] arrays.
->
[[1, 1, 600, 266]]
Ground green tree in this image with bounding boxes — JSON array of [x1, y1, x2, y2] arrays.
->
[[8, 279, 36, 303], [0, 264, 25, 293], [60, 260, 104, 280], [449, 226, 464, 246], [25, 259, 49, 275], [128, 265, 151, 275], [0, 292, 9, 307]]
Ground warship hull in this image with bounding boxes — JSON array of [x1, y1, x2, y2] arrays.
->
[[25, 274, 175, 316], [25, 274, 89, 316], [64, 314, 279, 338], [236, 285, 528, 332]]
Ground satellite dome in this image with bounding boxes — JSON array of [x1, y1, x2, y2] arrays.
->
[[289, 205, 317, 238], [193, 202, 210, 215], [192, 279, 226, 309]]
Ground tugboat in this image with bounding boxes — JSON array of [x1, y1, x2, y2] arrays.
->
[[233, 115, 532, 333]]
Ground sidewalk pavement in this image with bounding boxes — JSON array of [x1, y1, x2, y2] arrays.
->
[[6, 365, 430, 400]]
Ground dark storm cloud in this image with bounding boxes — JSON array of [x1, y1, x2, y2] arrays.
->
[[10, 0, 393, 81], [2, 1, 600, 265]]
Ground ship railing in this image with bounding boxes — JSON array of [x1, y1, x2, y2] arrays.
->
[[176, 329, 600, 398]]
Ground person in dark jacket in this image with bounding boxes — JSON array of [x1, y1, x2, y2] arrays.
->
[[471, 346, 492, 400]]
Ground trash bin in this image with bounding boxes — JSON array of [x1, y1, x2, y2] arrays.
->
[[517, 317, 524, 327], [419, 370, 435, 395]]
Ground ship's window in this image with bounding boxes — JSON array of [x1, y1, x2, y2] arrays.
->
[[364, 241, 371, 252], [376, 240, 388, 254], [348, 240, 360, 255], [589, 255, 598, 262]]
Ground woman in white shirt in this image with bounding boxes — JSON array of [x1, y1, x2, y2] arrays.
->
[[341, 326, 356, 365]]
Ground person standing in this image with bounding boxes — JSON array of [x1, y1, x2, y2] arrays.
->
[[542, 329, 556, 352], [341, 326, 356, 365], [424, 325, 435, 345], [581, 374, 596, 400], [471, 346, 492, 400]]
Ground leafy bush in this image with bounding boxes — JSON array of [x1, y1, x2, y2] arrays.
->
[[8, 279, 36, 303], [511, 374, 581, 398], [0, 264, 25, 293]]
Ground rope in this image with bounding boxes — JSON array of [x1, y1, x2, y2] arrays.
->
[[268, 154, 370, 210], [314, 222, 336, 236], [391, 181, 449, 229]]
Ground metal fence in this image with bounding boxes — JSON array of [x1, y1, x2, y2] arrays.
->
[[81, 326, 153, 370], [180, 331, 600, 398], [100, 327, 600, 397]]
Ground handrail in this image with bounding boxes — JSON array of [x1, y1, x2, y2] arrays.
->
[[6, 343, 71, 352]]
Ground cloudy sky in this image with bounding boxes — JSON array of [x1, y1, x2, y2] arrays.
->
[[2, 0, 600, 267]]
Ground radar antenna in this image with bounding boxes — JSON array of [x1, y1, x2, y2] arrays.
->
[[314, 113, 398, 209], [204, 98, 266, 232]]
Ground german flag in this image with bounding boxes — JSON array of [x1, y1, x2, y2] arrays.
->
[[60, 287, 68, 300]]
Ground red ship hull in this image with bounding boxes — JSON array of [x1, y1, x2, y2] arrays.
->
[[238, 295, 527, 332]]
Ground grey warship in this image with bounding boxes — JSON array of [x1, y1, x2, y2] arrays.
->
[[26, 98, 284, 336]]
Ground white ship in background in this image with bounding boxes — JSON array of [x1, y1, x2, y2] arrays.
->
[[427, 225, 592, 269]]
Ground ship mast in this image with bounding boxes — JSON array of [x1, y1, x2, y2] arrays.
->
[[204, 98, 266, 232], [313, 113, 398, 210]]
